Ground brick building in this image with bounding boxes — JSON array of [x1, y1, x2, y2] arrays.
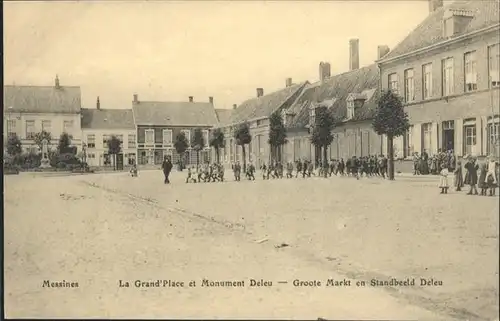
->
[[377, 0, 500, 158], [132, 94, 218, 166], [81, 97, 136, 167]]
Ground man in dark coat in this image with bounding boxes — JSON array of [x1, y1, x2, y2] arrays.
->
[[162, 155, 173, 184]]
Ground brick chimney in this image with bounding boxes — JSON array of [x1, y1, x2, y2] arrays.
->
[[286, 78, 293, 87], [133, 94, 138, 103], [55, 75, 60, 88], [349, 39, 360, 71], [429, 0, 443, 13], [256, 88, 264, 97], [189, 96, 194, 102], [377, 45, 390, 60], [233, 104, 237, 110], [96, 96, 101, 110], [319, 62, 331, 82], [209, 96, 214, 104]]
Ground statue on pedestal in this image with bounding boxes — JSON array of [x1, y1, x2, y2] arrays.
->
[[39, 138, 51, 168]]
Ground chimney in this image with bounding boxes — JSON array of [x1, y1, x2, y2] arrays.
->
[[133, 94, 138, 103], [256, 88, 264, 97], [96, 96, 101, 110], [55, 75, 60, 88], [319, 62, 331, 82], [349, 39, 360, 71], [189, 96, 194, 102], [209, 96, 214, 104], [286, 78, 293, 87], [429, 0, 443, 13], [233, 104, 237, 110], [377, 45, 390, 60]]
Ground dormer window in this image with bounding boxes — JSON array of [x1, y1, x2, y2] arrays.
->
[[346, 93, 366, 120], [443, 8, 474, 38], [309, 105, 316, 127], [281, 109, 287, 125], [347, 99, 355, 120]]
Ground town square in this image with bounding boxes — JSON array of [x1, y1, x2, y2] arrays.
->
[[3, 0, 500, 319]]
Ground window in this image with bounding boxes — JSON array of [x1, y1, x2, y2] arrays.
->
[[256, 120, 262, 126], [464, 51, 477, 92], [346, 99, 355, 119], [442, 58, 454, 96], [463, 119, 477, 155], [388, 73, 399, 95], [162, 129, 173, 146], [202, 130, 209, 148], [128, 134, 136, 148], [309, 107, 316, 126], [87, 134, 96, 148], [145, 129, 154, 145], [116, 135, 123, 145], [87, 153, 95, 159], [489, 44, 500, 88], [6, 119, 16, 135], [26, 120, 35, 139], [487, 116, 499, 155], [422, 123, 432, 154], [42, 120, 51, 134], [404, 69, 415, 102], [404, 125, 413, 158], [422, 63, 433, 99], [103, 134, 111, 146], [63, 120, 74, 134], [181, 129, 191, 145]]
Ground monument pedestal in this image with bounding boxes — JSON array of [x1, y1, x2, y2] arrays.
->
[[39, 157, 51, 168], [39, 139, 52, 169]]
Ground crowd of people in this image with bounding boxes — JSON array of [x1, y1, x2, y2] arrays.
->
[[412, 149, 457, 175]]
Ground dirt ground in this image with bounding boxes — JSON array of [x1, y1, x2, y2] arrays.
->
[[4, 171, 499, 320]]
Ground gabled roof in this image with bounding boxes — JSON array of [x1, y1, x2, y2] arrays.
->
[[3, 85, 82, 114], [380, 0, 500, 62], [287, 64, 380, 129], [132, 101, 219, 126], [229, 82, 308, 124], [215, 108, 233, 126], [81, 108, 135, 130]]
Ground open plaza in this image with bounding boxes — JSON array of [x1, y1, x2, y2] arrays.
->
[[4, 170, 499, 320]]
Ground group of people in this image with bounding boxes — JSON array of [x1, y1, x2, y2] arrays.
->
[[439, 154, 498, 196], [412, 149, 457, 175], [185, 162, 226, 183]]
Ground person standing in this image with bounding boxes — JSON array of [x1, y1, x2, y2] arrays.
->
[[453, 160, 464, 192], [464, 156, 479, 195], [439, 164, 449, 194], [162, 155, 173, 184]]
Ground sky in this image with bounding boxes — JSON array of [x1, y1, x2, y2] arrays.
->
[[4, 1, 433, 110]]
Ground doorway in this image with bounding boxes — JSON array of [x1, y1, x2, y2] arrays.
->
[[442, 120, 455, 152]]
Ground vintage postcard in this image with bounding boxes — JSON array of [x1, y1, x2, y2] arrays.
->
[[3, 0, 500, 319]]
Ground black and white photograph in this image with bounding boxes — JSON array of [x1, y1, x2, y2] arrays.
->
[[3, 0, 500, 319]]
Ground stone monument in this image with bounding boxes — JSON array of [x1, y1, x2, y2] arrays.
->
[[39, 138, 51, 168]]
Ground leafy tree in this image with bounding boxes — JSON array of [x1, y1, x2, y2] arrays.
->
[[58, 133, 72, 154], [234, 122, 252, 172], [6, 134, 22, 157], [310, 106, 336, 178], [34, 131, 52, 152], [268, 110, 288, 162], [191, 128, 205, 167], [209, 128, 225, 164], [372, 89, 410, 180], [174, 131, 189, 170], [107, 135, 122, 171]]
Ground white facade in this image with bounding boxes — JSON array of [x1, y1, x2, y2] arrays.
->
[[82, 128, 137, 167]]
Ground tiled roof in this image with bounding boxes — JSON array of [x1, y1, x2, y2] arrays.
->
[[381, 0, 500, 61], [81, 108, 135, 130], [132, 101, 219, 126], [229, 82, 308, 124], [3, 85, 81, 114], [288, 64, 380, 129], [215, 108, 233, 126]]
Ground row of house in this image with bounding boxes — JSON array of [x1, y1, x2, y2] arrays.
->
[[4, 0, 499, 168]]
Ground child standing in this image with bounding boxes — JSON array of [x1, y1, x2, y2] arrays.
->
[[439, 164, 449, 194], [478, 162, 488, 196], [453, 160, 464, 191]]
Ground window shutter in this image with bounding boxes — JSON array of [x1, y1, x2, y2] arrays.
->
[[455, 119, 463, 157], [413, 124, 422, 154]]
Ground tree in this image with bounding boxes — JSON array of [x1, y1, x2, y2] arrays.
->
[[58, 133, 72, 154], [268, 111, 288, 162], [174, 131, 189, 170], [6, 134, 22, 157], [209, 128, 225, 164], [107, 135, 122, 171], [34, 131, 52, 152], [191, 128, 205, 167], [234, 122, 252, 172], [372, 89, 410, 180], [310, 106, 336, 178]]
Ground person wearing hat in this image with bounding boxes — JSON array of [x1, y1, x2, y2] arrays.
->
[[453, 160, 464, 192], [439, 163, 450, 194], [464, 155, 479, 195]]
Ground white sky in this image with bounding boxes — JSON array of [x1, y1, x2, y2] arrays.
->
[[4, 1, 432, 110]]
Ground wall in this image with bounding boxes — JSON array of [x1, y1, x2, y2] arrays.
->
[[82, 128, 136, 166]]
